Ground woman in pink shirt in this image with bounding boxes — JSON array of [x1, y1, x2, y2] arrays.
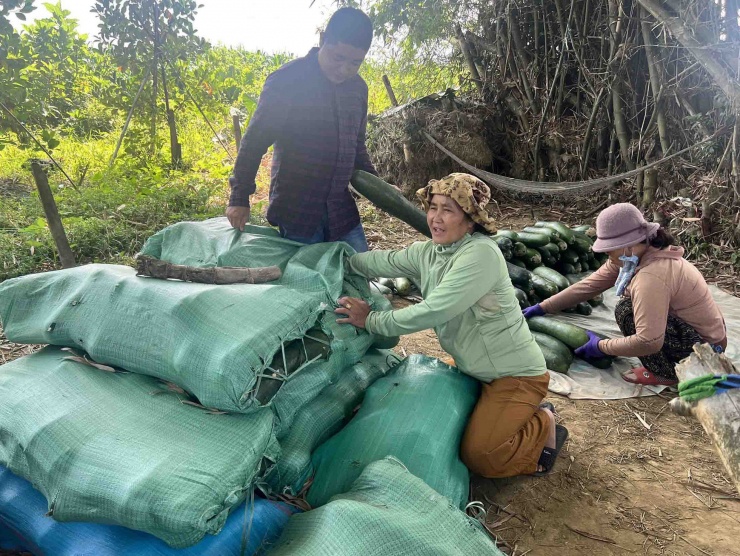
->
[[523, 203, 727, 386]]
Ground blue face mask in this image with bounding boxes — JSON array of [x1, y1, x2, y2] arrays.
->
[[615, 253, 639, 297]]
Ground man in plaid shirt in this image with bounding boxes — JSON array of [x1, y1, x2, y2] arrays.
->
[[226, 7, 377, 253]]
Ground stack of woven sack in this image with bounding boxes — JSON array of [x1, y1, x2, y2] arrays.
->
[[0, 219, 397, 553]]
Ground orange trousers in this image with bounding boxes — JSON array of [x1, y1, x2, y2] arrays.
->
[[460, 373, 551, 478]]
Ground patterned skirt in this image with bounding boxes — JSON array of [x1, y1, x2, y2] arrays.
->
[[614, 297, 703, 379]]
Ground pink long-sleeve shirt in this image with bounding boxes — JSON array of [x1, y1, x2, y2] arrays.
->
[[540, 246, 727, 357]]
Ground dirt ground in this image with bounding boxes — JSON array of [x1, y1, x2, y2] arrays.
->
[[1, 202, 738, 556]]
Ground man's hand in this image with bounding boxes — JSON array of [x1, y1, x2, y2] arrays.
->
[[226, 206, 250, 231], [335, 296, 371, 329]]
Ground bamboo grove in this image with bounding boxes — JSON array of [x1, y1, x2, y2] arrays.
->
[[364, 0, 740, 253]]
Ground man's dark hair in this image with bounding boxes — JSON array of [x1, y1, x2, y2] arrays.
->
[[324, 7, 373, 51]]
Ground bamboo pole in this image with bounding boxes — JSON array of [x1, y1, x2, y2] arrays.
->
[[109, 68, 150, 168], [30, 161, 75, 269], [641, 167, 658, 207], [455, 24, 483, 93], [507, 15, 537, 112], [609, 0, 635, 170], [638, 0, 740, 111], [640, 7, 670, 155]]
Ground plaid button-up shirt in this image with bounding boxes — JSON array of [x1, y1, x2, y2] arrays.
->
[[229, 48, 377, 241]]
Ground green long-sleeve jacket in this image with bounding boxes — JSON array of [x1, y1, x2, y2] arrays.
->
[[348, 233, 546, 383]]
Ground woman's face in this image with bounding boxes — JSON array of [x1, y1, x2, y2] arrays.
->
[[427, 194, 474, 245], [606, 243, 648, 266]]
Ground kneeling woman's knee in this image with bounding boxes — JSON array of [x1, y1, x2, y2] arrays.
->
[[460, 429, 510, 478]]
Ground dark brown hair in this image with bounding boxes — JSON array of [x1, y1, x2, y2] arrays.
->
[[649, 227, 676, 249]]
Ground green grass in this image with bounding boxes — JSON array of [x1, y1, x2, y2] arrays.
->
[[0, 110, 268, 282]]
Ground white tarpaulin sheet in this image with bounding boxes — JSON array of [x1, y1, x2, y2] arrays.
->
[[546, 285, 739, 400]]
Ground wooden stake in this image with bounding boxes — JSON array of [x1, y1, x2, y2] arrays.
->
[[381, 75, 414, 166], [232, 114, 242, 151], [30, 161, 75, 269], [381, 75, 398, 107]]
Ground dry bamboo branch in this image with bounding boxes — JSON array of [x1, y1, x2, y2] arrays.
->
[[507, 11, 538, 112], [136, 255, 281, 285]]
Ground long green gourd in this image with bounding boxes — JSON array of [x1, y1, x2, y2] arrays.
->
[[350, 170, 432, 237]]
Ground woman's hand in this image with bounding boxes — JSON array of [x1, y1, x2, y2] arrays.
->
[[335, 296, 371, 329], [522, 304, 545, 319], [574, 330, 605, 358]]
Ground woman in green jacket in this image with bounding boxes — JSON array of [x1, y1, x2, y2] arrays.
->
[[335, 173, 568, 477]]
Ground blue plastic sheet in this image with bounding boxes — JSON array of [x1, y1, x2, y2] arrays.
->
[[0, 466, 296, 556]]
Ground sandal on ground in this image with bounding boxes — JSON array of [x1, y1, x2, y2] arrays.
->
[[539, 401, 556, 414], [621, 367, 677, 387], [533, 424, 569, 477]]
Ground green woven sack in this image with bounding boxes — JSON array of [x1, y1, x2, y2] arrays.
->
[[0, 223, 394, 422], [0, 264, 325, 414], [267, 348, 403, 495], [307, 355, 480, 510], [268, 457, 505, 556], [0, 347, 279, 548]]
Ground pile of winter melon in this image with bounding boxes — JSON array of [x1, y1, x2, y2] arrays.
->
[[493, 221, 606, 315], [494, 222, 615, 373]]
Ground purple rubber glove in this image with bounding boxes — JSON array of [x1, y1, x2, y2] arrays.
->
[[574, 331, 604, 359], [522, 304, 545, 319]]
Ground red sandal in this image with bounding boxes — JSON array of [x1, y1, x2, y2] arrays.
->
[[621, 367, 678, 387]]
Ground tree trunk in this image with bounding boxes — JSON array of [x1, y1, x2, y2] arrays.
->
[[160, 64, 181, 167], [727, 0, 740, 43], [669, 344, 740, 495], [30, 161, 75, 269], [136, 256, 281, 285], [151, 1, 160, 156]]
